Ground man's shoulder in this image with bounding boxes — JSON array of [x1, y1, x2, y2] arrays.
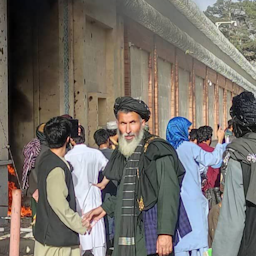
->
[[85, 147, 108, 160], [144, 135, 178, 158], [67, 144, 95, 154], [100, 148, 113, 153], [100, 148, 113, 160], [66, 145, 106, 160]]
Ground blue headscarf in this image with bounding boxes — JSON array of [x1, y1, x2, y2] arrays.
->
[[166, 117, 192, 149]]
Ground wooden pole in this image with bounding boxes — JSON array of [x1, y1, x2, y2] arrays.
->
[[9, 189, 21, 256]]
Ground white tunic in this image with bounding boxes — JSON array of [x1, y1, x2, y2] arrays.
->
[[65, 144, 108, 254]]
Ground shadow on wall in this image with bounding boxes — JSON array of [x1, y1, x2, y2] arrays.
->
[[10, 88, 33, 123], [9, 88, 33, 176]]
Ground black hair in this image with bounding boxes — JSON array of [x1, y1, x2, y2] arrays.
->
[[227, 119, 233, 129], [233, 122, 256, 138], [73, 125, 85, 144], [94, 129, 109, 147], [197, 126, 213, 144], [44, 116, 72, 149], [189, 129, 198, 142], [106, 129, 117, 137]]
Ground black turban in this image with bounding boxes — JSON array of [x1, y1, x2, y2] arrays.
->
[[114, 96, 151, 122], [230, 91, 256, 137], [230, 91, 256, 126]]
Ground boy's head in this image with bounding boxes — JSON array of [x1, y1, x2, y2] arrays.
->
[[189, 129, 198, 144], [44, 116, 72, 149], [93, 129, 110, 147], [197, 126, 213, 145]]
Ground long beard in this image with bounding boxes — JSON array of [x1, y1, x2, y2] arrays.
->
[[118, 127, 144, 158]]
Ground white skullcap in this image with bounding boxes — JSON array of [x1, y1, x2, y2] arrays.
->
[[106, 121, 117, 130]]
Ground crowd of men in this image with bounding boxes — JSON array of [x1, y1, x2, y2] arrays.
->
[[21, 91, 256, 256]]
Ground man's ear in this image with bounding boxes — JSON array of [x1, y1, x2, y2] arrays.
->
[[142, 119, 146, 126], [66, 136, 70, 144]]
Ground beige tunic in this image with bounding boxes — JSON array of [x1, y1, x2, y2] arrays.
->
[[34, 158, 87, 256]]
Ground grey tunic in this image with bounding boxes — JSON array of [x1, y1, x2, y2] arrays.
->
[[212, 159, 246, 256]]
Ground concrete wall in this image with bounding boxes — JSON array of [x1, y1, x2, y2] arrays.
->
[[195, 76, 204, 128], [227, 91, 232, 120], [85, 21, 107, 94], [219, 87, 224, 128], [130, 46, 149, 103], [9, 0, 60, 174], [208, 83, 216, 138], [179, 68, 190, 119], [158, 58, 171, 139], [39, 1, 60, 121], [9, 0, 36, 175], [82, 0, 122, 146], [8, 0, 123, 163]]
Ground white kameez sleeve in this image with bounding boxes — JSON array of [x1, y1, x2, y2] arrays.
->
[[212, 159, 246, 256], [193, 143, 225, 168]]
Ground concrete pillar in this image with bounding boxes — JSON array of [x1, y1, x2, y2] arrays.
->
[[9, 189, 21, 256], [0, 0, 8, 159], [178, 68, 190, 119], [158, 58, 172, 139], [72, 0, 88, 140], [130, 46, 149, 103], [195, 76, 204, 127], [0, 0, 8, 217], [59, 0, 74, 116]]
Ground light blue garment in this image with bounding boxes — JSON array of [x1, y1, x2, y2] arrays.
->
[[175, 247, 208, 256], [174, 141, 225, 253]]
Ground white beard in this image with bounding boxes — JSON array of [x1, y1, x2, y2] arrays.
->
[[118, 127, 144, 158]]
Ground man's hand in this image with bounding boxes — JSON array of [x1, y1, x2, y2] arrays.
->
[[32, 189, 39, 203], [82, 206, 106, 230], [81, 218, 91, 233], [70, 138, 76, 146], [93, 176, 110, 190], [93, 182, 106, 190], [217, 128, 225, 144], [156, 235, 173, 256]]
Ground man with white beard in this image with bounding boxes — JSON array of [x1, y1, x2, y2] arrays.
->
[[85, 97, 189, 256]]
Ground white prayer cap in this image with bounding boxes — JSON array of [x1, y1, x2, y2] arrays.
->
[[106, 121, 117, 130]]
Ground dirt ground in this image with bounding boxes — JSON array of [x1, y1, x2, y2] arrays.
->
[[0, 217, 34, 256]]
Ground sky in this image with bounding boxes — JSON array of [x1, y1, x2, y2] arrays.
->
[[192, 0, 238, 11], [192, 0, 217, 11]]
